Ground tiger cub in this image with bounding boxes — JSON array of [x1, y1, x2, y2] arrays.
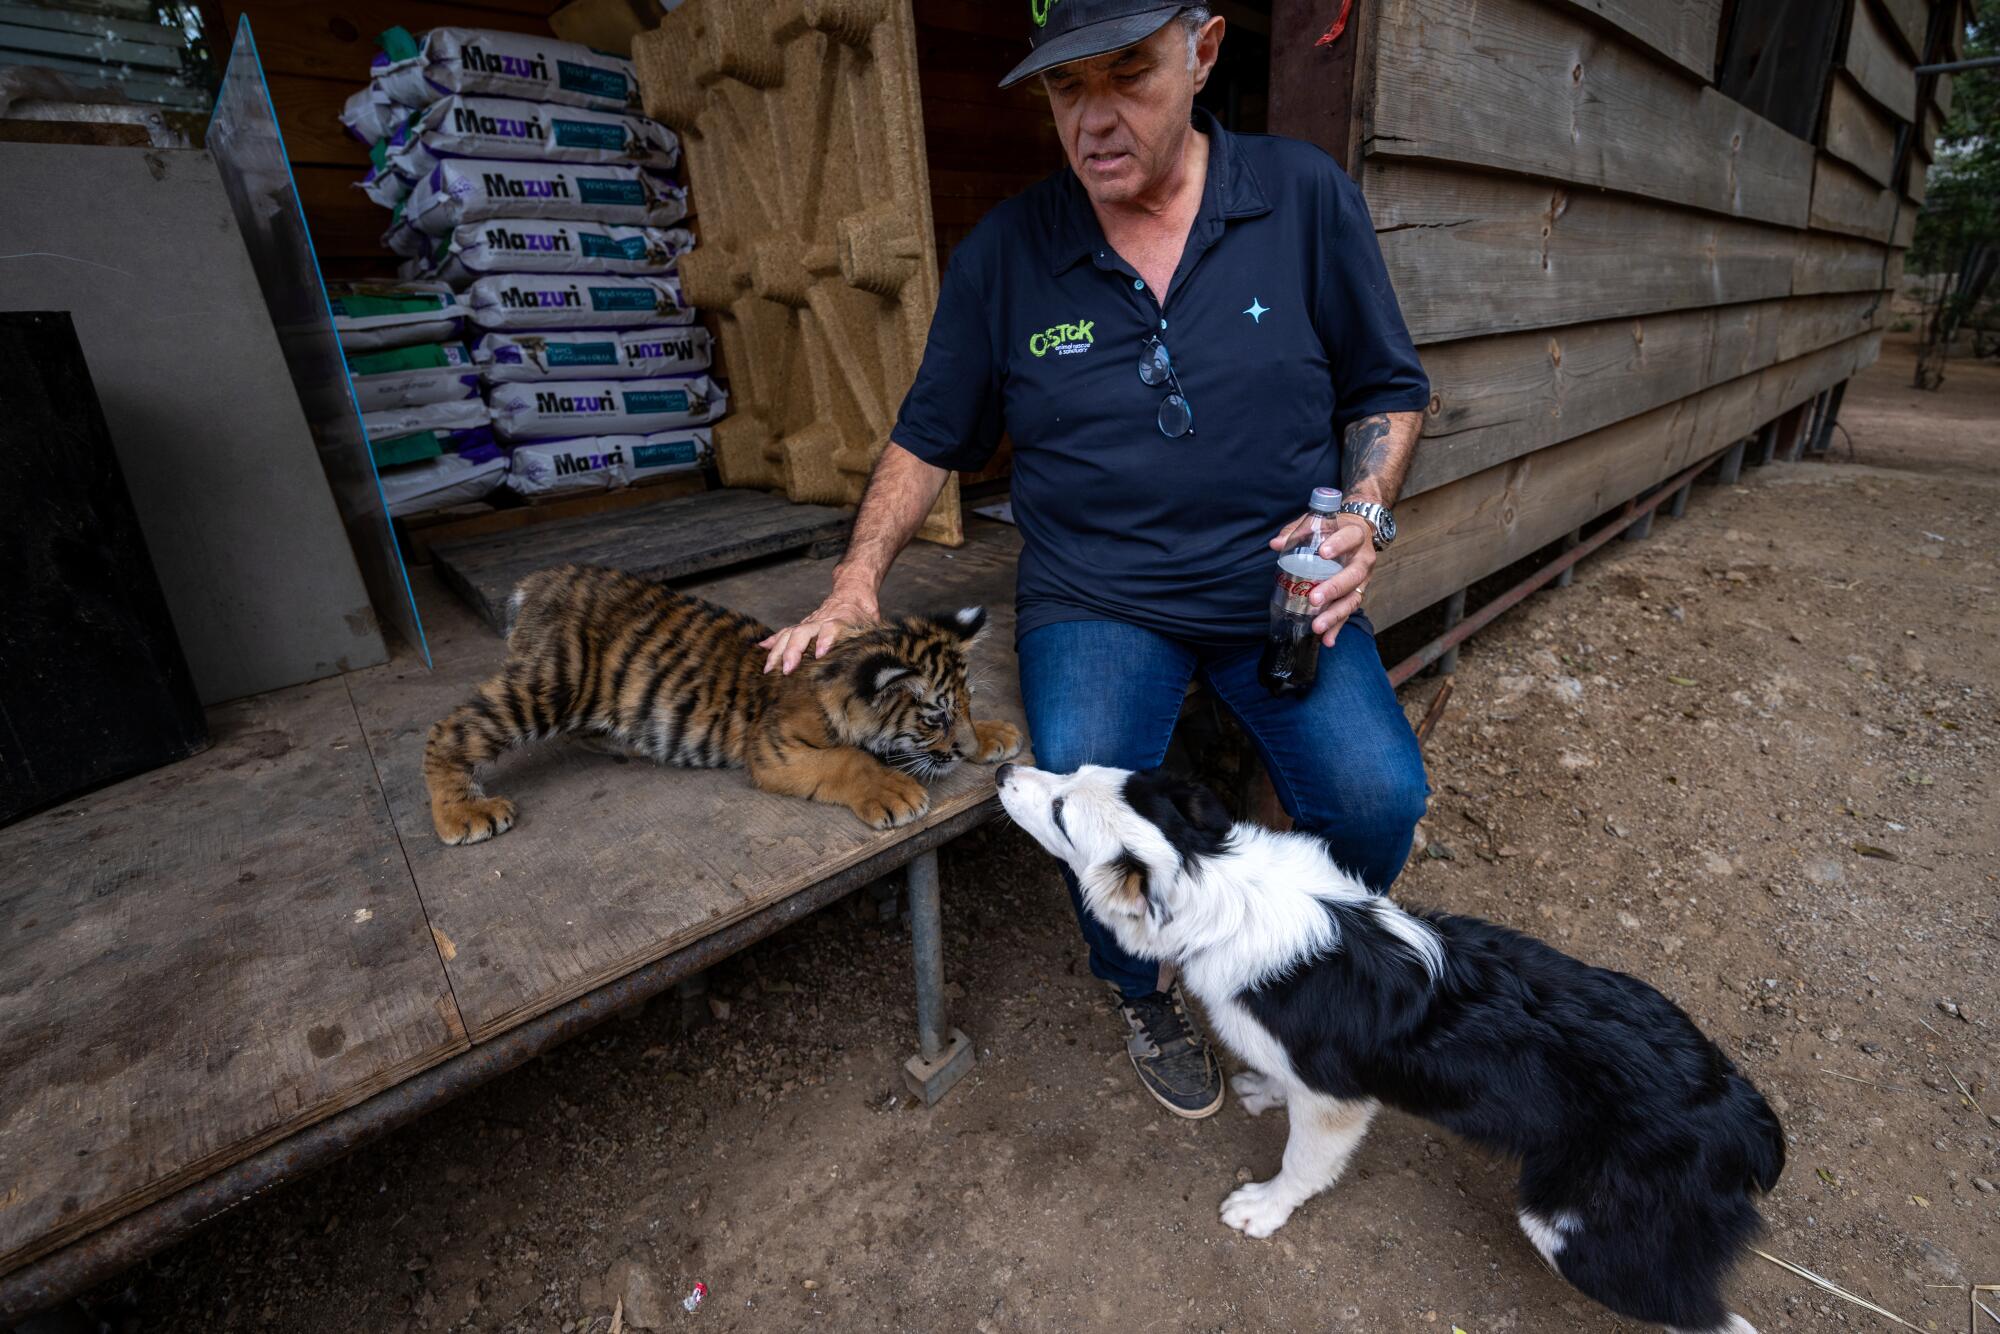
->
[[423, 564, 1024, 844]]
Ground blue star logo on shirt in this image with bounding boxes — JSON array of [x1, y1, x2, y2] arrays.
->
[[1243, 297, 1270, 324]]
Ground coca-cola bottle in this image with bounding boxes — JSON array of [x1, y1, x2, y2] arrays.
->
[[1258, 486, 1344, 699]]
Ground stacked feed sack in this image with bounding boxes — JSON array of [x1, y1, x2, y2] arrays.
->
[[338, 24, 724, 504], [329, 281, 508, 516]]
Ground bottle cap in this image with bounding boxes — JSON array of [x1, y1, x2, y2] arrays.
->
[[1309, 486, 1343, 514]]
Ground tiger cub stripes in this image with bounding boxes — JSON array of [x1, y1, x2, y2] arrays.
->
[[423, 564, 1024, 843]]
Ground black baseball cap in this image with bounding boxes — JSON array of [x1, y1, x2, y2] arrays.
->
[[998, 0, 1189, 89]]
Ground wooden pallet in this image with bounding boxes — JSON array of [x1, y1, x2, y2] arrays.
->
[[430, 487, 852, 634]]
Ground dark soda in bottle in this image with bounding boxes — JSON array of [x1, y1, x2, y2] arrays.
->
[[1259, 487, 1345, 699]]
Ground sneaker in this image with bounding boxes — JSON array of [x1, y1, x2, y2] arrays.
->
[[1116, 983, 1224, 1119]]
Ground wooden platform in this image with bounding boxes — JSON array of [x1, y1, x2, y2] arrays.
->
[[431, 487, 853, 633], [0, 517, 1024, 1280]]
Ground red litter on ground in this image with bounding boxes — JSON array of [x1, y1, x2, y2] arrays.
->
[[682, 1282, 707, 1314]]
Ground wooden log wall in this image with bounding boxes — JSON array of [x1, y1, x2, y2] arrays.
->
[[208, 1, 569, 282], [1343, 0, 1965, 631]]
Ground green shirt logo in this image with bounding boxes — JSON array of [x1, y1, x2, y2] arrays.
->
[[1029, 319, 1094, 358]]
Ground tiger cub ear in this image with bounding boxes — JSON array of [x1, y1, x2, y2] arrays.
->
[[854, 650, 921, 699], [935, 605, 987, 643]]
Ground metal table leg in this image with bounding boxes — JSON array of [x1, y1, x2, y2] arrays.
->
[[902, 848, 973, 1105]]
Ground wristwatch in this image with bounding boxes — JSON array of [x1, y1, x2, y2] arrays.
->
[[1338, 500, 1396, 550]]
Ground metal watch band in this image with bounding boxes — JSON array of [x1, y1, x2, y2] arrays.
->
[[1338, 500, 1393, 549]]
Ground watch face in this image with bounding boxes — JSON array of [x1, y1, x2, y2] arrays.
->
[[1379, 510, 1397, 543]]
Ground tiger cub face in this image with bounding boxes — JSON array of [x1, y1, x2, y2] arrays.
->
[[817, 606, 989, 781]]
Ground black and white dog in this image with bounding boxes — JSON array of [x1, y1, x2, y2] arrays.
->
[[996, 762, 1784, 1334]]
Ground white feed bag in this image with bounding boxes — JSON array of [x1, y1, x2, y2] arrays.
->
[[331, 282, 468, 352], [373, 26, 639, 112], [403, 95, 678, 170], [341, 83, 405, 144], [505, 429, 713, 498], [362, 396, 491, 444], [474, 325, 711, 382], [346, 343, 480, 412], [439, 220, 694, 282], [404, 159, 687, 235], [379, 452, 509, 517], [464, 272, 693, 331], [488, 374, 726, 441]]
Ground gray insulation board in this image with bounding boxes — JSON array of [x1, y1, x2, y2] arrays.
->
[[0, 143, 386, 702]]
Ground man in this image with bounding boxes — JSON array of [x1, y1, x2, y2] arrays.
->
[[763, 1, 1430, 1118]]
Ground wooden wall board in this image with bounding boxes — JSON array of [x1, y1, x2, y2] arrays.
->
[[1367, 161, 1799, 345], [1933, 68, 1952, 117], [1793, 231, 1900, 295], [293, 162, 388, 261], [1873, 0, 1929, 60], [219, 1, 556, 83], [0, 677, 465, 1273], [266, 72, 370, 168], [346, 527, 1030, 1040], [1268, 0, 1363, 168], [1824, 73, 1900, 186], [1809, 154, 1919, 245], [1370, 332, 1879, 628], [1367, 0, 1812, 228], [1545, 0, 1724, 81], [1408, 292, 1883, 497], [1841, 0, 1918, 122]]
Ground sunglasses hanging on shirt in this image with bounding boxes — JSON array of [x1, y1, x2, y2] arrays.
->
[[1138, 336, 1194, 439]]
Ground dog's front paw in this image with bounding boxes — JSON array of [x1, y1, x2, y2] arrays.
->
[[1231, 1071, 1288, 1117], [1220, 1180, 1298, 1239], [854, 772, 931, 830], [971, 719, 1024, 763]]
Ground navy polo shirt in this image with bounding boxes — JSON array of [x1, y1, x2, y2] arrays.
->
[[891, 109, 1430, 644]]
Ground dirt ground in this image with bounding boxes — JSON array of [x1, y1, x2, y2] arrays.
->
[[78, 335, 1997, 1332]]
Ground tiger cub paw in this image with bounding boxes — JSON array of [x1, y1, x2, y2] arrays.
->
[[972, 719, 1024, 764], [853, 771, 931, 831], [434, 796, 517, 845]]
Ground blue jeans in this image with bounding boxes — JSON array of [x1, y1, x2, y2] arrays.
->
[[1017, 617, 1430, 999]]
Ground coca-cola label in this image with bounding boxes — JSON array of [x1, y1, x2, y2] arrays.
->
[[1275, 569, 1318, 616]]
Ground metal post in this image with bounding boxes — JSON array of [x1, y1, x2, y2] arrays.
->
[[1436, 588, 1467, 675], [1553, 529, 1581, 588], [1716, 438, 1747, 486], [1624, 505, 1655, 541], [1788, 393, 1825, 463], [902, 850, 973, 1104], [1668, 481, 1692, 518], [1754, 419, 1779, 466], [1809, 381, 1848, 456]]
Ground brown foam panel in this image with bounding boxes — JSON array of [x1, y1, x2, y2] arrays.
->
[[635, 0, 962, 544]]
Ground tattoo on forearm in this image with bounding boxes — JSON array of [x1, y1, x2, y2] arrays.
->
[[1339, 411, 1420, 506], [1342, 415, 1392, 487]]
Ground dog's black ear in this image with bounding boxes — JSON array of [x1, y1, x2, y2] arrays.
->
[[1170, 782, 1233, 841], [1123, 768, 1233, 858]]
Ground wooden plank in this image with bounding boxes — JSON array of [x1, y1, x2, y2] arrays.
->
[[398, 473, 707, 566], [1367, 161, 1799, 345], [1842, 0, 1918, 122], [1793, 232, 1902, 295], [1367, 0, 1812, 227], [431, 488, 854, 633], [1545, 0, 1723, 80], [1268, 0, 1363, 169], [1810, 154, 1918, 245], [1874, 0, 1929, 59], [219, 1, 557, 84], [1933, 69, 1952, 117], [267, 72, 372, 167], [1408, 292, 1883, 496], [0, 18, 183, 69], [347, 524, 1030, 1040], [294, 161, 391, 261], [0, 677, 466, 1273], [1824, 73, 1899, 186], [1371, 332, 1880, 629], [0, 2, 183, 45]]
